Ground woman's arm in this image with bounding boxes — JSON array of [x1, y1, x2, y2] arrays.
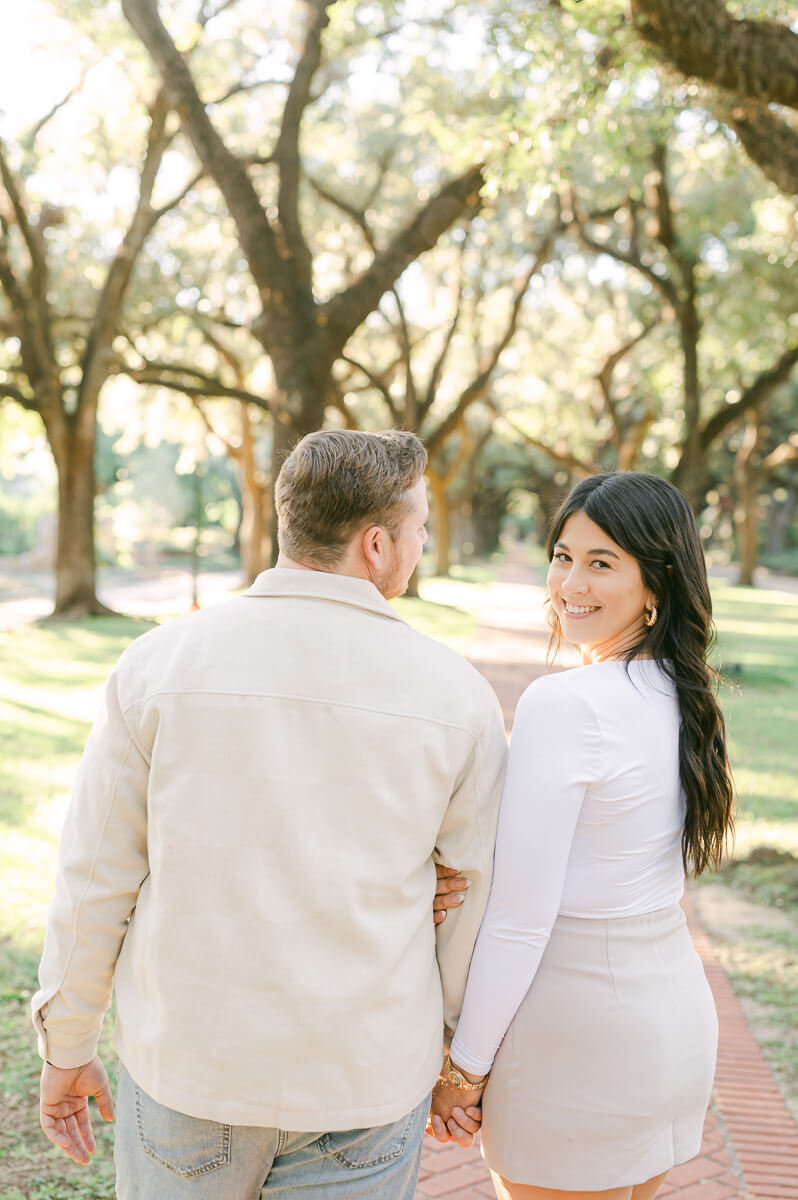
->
[[447, 676, 601, 1075]]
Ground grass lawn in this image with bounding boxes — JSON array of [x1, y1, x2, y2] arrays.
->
[[695, 580, 798, 1113], [0, 564, 796, 1193]]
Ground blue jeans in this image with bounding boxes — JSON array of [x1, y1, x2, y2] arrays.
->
[[114, 1064, 429, 1199]]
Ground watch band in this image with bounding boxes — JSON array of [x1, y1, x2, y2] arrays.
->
[[441, 1054, 490, 1089]]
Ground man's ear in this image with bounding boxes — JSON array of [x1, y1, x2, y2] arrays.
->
[[361, 524, 388, 571]]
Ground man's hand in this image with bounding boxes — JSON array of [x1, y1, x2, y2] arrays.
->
[[40, 1056, 115, 1165], [434, 863, 470, 925], [426, 1078, 484, 1147]]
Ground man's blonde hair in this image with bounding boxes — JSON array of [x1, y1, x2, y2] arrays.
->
[[275, 429, 428, 568]]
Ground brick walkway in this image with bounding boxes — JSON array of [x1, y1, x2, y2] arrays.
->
[[415, 552, 798, 1200]]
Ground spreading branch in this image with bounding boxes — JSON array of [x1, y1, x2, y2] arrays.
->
[[698, 344, 798, 453], [320, 163, 485, 350], [488, 400, 593, 477], [273, 1, 334, 289], [122, 0, 287, 302], [425, 234, 553, 457], [78, 88, 201, 408], [631, 0, 798, 110], [306, 175, 377, 252], [716, 98, 798, 196], [118, 360, 271, 411], [763, 433, 798, 474], [338, 353, 400, 423], [595, 317, 660, 449]]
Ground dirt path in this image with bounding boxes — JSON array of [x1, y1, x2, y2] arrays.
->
[[415, 550, 798, 1200]]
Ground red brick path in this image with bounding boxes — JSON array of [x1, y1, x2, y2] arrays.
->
[[415, 555, 798, 1199]]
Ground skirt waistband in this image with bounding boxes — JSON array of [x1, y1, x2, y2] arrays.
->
[[553, 903, 686, 936]]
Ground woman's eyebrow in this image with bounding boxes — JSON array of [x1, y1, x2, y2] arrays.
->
[[554, 540, 621, 559]]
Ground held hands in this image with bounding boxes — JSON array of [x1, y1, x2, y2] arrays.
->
[[40, 1056, 115, 1165], [426, 1055, 487, 1147], [426, 1075, 484, 1146], [433, 863, 470, 925]]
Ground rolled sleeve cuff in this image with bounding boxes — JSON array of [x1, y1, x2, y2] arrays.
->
[[32, 996, 101, 1068]]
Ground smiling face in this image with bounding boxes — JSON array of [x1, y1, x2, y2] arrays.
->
[[546, 509, 656, 662]]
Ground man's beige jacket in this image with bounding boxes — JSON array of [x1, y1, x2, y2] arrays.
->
[[34, 569, 507, 1130]]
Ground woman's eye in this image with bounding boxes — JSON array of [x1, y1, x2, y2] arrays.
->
[[552, 552, 570, 563], [591, 559, 611, 570]]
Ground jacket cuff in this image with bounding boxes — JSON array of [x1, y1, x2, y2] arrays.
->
[[33, 1002, 101, 1068]]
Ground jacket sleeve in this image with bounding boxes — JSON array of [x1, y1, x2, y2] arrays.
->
[[31, 653, 150, 1068], [433, 682, 507, 1036]]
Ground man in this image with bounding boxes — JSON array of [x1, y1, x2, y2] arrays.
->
[[33, 429, 506, 1198]]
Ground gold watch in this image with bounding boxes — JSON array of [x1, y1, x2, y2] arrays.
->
[[440, 1054, 490, 1089]]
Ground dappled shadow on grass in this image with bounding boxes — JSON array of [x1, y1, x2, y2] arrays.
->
[[1, 618, 157, 695], [0, 938, 117, 1200], [0, 699, 91, 829], [0, 947, 117, 1199]]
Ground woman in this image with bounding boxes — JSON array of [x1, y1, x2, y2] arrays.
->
[[429, 471, 735, 1200]]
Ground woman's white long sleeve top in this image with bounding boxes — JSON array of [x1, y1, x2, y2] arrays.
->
[[450, 658, 685, 1075]]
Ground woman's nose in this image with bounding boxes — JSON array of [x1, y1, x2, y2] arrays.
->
[[563, 565, 589, 593]]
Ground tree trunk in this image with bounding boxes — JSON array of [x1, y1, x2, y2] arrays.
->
[[237, 405, 271, 584], [767, 484, 797, 555], [676, 271, 704, 509], [48, 415, 111, 617], [735, 418, 762, 587], [428, 468, 451, 577], [269, 374, 330, 565], [736, 478, 759, 587]]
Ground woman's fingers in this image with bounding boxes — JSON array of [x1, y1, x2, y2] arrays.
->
[[433, 865, 469, 924], [434, 870, 470, 897]]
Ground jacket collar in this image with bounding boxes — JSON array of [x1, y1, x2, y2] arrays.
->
[[244, 568, 408, 624]]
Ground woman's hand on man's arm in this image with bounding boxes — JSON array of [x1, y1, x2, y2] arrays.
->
[[433, 862, 470, 925]]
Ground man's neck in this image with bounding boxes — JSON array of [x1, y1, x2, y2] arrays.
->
[[275, 552, 371, 583]]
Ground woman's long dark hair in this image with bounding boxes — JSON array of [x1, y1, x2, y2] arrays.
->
[[546, 472, 734, 877]]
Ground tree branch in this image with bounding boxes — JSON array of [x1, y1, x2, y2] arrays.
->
[[119, 361, 270, 411], [78, 88, 190, 408], [762, 432, 798, 474], [321, 164, 484, 349], [0, 380, 37, 410], [425, 235, 554, 457], [631, 0, 798, 110], [122, 0, 286, 299], [306, 174, 376, 252], [595, 317, 660, 447], [22, 68, 91, 148], [420, 239, 469, 423], [490, 403, 593, 477], [0, 211, 57, 402], [274, 1, 333, 289], [338, 353, 399, 423], [699, 344, 798, 452], [718, 98, 798, 196], [0, 140, 47, 289]]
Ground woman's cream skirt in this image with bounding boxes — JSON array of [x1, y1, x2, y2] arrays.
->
[[480, 904, 718, 1190]]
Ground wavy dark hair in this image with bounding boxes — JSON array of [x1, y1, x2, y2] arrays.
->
[[546, 471, 734, 877]]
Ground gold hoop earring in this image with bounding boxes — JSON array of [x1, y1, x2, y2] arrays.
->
[[645, 604, 658, 628]]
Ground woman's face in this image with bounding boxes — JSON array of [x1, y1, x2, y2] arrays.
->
[[547, 510, 655, 662]]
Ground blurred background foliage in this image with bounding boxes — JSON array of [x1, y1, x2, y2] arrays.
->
[[0, 0, 796, 615]]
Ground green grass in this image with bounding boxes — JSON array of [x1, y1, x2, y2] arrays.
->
[[711, 583, 798, 842], [393, 564, 497, 645]]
